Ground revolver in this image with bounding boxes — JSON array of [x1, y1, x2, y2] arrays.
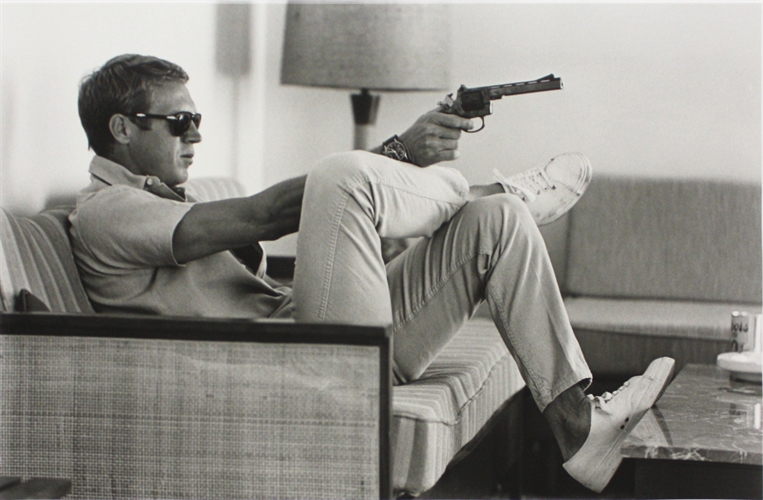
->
[[439, 74, 563, 132]]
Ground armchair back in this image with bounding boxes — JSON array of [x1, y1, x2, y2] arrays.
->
[[0, 207, 93, 313]]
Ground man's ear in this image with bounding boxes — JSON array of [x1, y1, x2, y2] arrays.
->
[[108, 114, 133, 145]]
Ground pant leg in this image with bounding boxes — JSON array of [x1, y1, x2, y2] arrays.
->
[[386, 194, 591, 412], [293, 150, 470, 324]]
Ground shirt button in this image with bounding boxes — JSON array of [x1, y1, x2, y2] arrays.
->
[[146, 178, 154, 186]]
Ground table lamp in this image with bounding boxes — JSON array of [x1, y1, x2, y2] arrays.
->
[[280, 3, 451, 151]]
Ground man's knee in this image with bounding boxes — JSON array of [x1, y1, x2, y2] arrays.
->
[[455, 194, 541, 252], [469, 194, 535, 230], [308, 151, 376, 190]]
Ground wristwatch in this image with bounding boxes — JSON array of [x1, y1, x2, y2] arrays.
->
[[381, 135, 413, 164]]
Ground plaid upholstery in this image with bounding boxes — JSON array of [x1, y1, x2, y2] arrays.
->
[[0, 207, 93, 313], [392, 318, 524, 495], [0, 334, 382, 499]]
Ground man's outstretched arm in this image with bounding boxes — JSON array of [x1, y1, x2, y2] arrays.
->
[[172, 175, 306, 264], [172, 109, 472, 264]]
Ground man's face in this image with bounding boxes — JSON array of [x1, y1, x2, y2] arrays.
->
[[127, 82, 201, 187]]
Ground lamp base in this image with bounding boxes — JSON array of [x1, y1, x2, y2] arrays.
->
[[354, 124, 375, 152], [351, 89, 380, 150]]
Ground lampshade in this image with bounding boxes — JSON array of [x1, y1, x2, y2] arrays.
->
[[281, 3, 451, 91]]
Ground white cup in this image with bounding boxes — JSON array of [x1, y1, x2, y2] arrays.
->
[[752, 314, 762, 354], [743, 313, 762, 354]]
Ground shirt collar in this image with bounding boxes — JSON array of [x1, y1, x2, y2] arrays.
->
[[89, 156, 187, 202]]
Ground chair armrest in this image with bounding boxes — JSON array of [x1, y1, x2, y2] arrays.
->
[[0, 312, 392, 499]]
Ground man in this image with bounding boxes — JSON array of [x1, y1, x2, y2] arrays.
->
[[71, 54, 674, 493]]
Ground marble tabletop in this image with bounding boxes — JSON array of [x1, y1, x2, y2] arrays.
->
[[622, 363, 762, 465]]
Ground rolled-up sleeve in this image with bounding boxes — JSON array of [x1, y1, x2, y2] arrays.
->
[[70, 185, 195, 273]]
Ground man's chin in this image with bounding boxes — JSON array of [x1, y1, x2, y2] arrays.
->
[[172, 168, 190, 186]]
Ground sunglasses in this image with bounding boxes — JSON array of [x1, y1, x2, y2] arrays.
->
[[131, 111, 202, 136]]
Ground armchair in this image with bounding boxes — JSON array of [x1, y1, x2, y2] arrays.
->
[[0, 177, 526, 498], [1, 314, 391, 499]]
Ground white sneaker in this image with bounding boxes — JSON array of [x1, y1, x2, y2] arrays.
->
[[493, 153, 592, 226], [562, 357, 676, 493]]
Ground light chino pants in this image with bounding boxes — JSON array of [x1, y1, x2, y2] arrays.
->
[[293, 151, 591, 411]]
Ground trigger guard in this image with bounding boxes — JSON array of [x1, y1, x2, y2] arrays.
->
[[465, 117, 485, 133]]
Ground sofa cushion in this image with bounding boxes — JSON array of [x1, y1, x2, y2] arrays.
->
[[565, 296, 762, 376], [391, 318, 524, 495], [0, 208, 93, 313], [565, 175, 762, 303]]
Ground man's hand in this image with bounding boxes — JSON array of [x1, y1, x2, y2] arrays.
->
[[399, 108, 474, 167]]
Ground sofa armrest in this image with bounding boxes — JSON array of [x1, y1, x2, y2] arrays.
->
[[0, 313, 392, 499]]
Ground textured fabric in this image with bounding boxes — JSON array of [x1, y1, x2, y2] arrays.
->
[[565, 297, 763, 340], [2, 172, 526, 497], [566, 297, 762, 377], [69, 160, 292, 318], [296, 153, 590, 413], [0, 208, 93, 313], [85, 155, 189, 202], [183, 175, 247, 201], [573, 327, 733, 378], [565, 175, 762, 303], [391, 318, 525, 495], [295, 151, 471, 326], [538, 212, 571, 291], [0, 335, 382, 499], [0, 175, 245, 314]]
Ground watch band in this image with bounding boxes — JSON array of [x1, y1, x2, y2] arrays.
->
[[381, 135, 414, 164]]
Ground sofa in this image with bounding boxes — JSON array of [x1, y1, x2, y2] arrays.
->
[[536, 174, 762, 378], [1, 172, 759, 499], [0, 177, 525, 499]]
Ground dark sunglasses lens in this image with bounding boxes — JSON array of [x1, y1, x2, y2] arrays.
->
[[170, 113, 201, 136]]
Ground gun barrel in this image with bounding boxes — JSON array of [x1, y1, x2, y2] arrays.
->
[[486, 74, 563, 100]]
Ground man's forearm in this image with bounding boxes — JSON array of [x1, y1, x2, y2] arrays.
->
[[173, 175, 306, 264]]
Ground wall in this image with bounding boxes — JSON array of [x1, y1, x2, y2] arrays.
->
[[1, 2, 241, 213], [1, 2, 760, 256]]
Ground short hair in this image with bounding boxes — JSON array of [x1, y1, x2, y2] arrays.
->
[[78, 54, 189, 157]]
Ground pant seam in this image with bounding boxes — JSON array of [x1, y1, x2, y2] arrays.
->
[[316, 191, 351, 320], [392, 249, 482, 333]]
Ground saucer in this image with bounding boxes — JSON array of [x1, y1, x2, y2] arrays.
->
[[717, 351, 762, 383]]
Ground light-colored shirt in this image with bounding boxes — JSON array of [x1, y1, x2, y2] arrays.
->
[[69, 156, 293, 318]]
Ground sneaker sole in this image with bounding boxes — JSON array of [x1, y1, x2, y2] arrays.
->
[[535, 153, 592, 225], [549, 152, 593, 197], [563, 357, 675, 492]]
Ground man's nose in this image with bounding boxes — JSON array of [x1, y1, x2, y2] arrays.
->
[[184, 123, 202, 143]]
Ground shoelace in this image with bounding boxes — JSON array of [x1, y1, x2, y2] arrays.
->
[[586, 380, 631, 407], [493, 167, 555, 202]]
